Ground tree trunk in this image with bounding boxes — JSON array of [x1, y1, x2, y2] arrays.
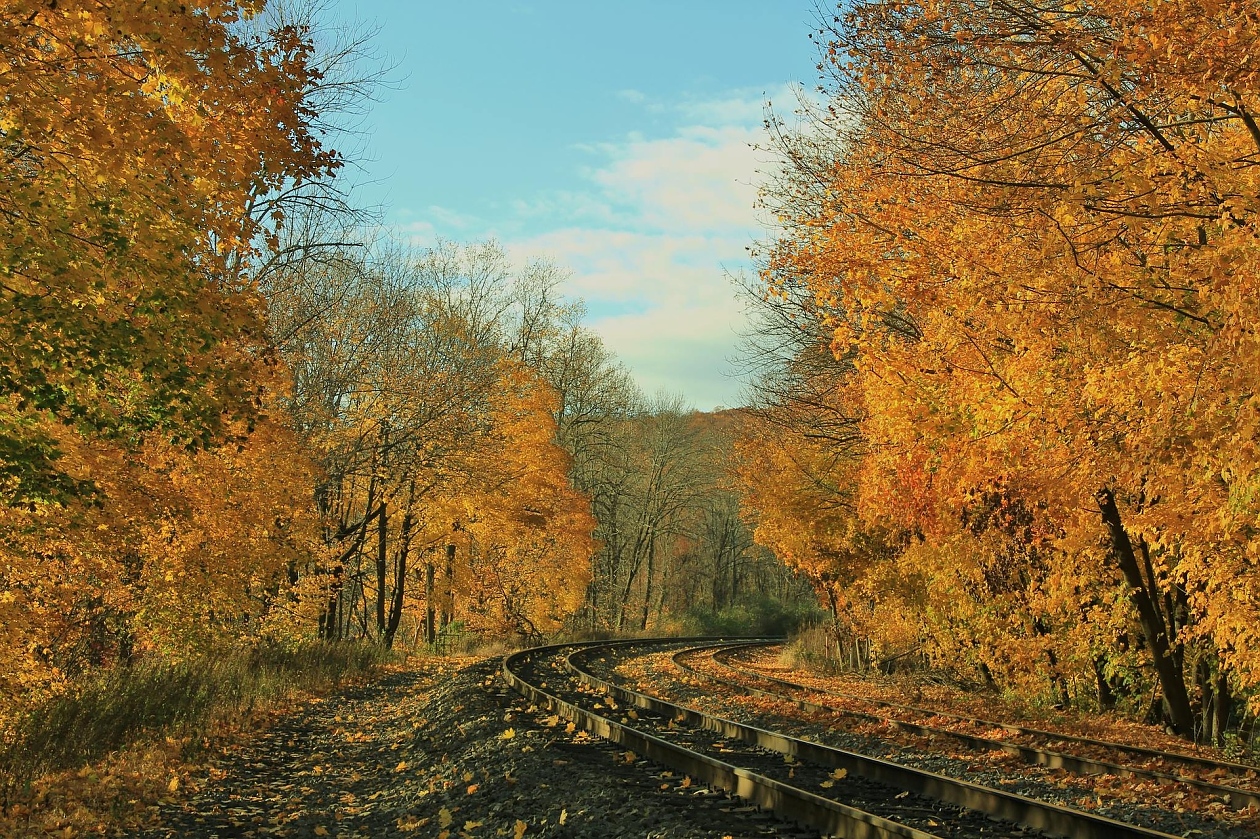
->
[[1213, 670, 1232, 746], [319, 564, 343, 640], [639, 535, 656, 631], [1096, 488, 1196, 737], [384, 510, 411, 649], [320, 490, 382, 640], [442, 543, 455, 629], [424, 560, 436, 644], [375, 502, 387, 637], [616, 524, 650, 631], [1094, 657, 1116, 711]]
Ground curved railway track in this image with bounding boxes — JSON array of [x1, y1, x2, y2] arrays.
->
[[672, 641, 1260, 812], [503, 638, 1190, 839]]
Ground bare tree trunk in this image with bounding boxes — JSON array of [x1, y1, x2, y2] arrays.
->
[[1213, 670, 1232, 746], [442, 543, 455, 629], [384, 509, 411, 649], [423, 560, 437, 644], [375, 501, 387, 637], [319, 564, 343, 640], [319, 486, 381, 640], [639, 535, 656, 631], [1094, 657, 1116, 710], [1096, 488, 1195, 737]]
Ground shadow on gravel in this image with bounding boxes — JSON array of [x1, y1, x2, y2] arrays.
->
[[130, 659, 817, 839]]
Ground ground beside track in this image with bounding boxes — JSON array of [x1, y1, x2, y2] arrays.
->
[[128, 656, 820, 839]]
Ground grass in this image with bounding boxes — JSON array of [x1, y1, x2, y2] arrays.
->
[[677, 595, 827, 638], [0, 640, 391, 791]]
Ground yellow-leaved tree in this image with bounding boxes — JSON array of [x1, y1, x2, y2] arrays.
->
[[1, 0, 340, 705], [751, 0, 1260, 740]]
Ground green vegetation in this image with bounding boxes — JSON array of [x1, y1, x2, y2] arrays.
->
[[678, 594, 826, 638]]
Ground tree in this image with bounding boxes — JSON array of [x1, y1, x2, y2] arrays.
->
[[0, 1, 340, 505], [273, 241, 598, 646], [752, 0, 1260, 737]]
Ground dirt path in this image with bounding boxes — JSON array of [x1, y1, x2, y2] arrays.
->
[[130, 659, 814, 839], [132, 669, 439, 838]]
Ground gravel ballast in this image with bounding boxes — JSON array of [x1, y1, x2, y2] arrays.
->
[[130, 657, 821, 839]]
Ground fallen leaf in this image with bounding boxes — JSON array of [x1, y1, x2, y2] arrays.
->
[[500, 728, 516, 740], [394, 760, 409, 773], [439, 807, 453, 828], [513, 819, 527, 839], [167, 777, 179, 793], [559, 810, 567, 826], [830, 768, 848, 780], [314, 827, 329, 837]]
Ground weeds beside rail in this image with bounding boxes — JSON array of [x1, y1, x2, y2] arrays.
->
[[0, 641, 391, 792]]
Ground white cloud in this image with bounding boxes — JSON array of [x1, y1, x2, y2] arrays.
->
[[587, 125, 766, 233], [396, 218, 439, 247], [396, 87, 789, 409], [425, 204, 481, 231], [505, 114, 768, 407]]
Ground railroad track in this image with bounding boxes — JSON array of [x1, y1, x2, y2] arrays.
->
[[673, 641, 1260, 812], [502, 638, 1187, 839]]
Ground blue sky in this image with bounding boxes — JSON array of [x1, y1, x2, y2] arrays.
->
[[325, 1, 823, 409]]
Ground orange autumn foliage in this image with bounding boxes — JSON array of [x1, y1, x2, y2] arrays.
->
[[751, 0, 1260, 734], [0, 412, 320, 707], [428, 363, 595, 638]]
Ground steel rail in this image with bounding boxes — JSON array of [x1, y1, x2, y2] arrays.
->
[[564, 642, 1182, 839], [503, 638, 943, 839], [689, 642, 1260, 810]]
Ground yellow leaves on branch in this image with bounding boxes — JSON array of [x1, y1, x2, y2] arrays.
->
[[1, 0, 338, 503], [417, 362, 596, 637], [751, 0, 1260, 705], [0, 412, 322, 704], [0, 0, 346, 710]]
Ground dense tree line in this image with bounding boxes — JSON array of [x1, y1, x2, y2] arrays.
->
[[740, 0, 1260, 744]]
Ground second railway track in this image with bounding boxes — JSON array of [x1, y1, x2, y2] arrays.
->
[[503, 638, 1206, 839], [671, 641, 1260, 812]]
